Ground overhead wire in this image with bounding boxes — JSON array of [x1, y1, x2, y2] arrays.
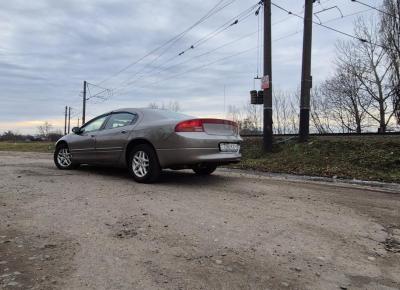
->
[[256, 4, 261, 79], [113, 29, 306, 98], [113, 1, 263, 91], [324, 8, 373, 24], [111, 0, 360, 98], [95, 0, 238, 86], [180, 2, 262, 54], [113, 1, 383, 98], [93, 0, 383, 102], [111, 30, 261, 96], [271, 2, 394, 51], [350, 0, 399, 20], [121, 46, 260, 94]]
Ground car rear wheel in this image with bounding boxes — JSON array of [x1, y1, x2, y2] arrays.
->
[[54, 144, 79, 170], [128, 144, 161, 183], [192, 164, 217, 175]]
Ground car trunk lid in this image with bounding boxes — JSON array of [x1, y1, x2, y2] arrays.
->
[[202, 120, 238, 136], [175, 118, 239, 136]]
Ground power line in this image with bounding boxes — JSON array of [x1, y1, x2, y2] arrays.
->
[[112, 30, 261, 95], [131, 46, 259, 89], [95, 0, 373, 101], [95, 0, 238, 86], [271, 2, 392, 50], [323, 8, 373, 24], [256, 5, 261, 78], [126, 1, 366, 92], [86, 82, 110, 91], [113, 29, 303, 98], [180, 2, 262, 54], [350, 0, 399, 20], [113, 46, 258, 97], [271, 8, 371, 41], [97, 2, 374, 100], [85, 82, 113, 101], [114, 0, 328, 94], [123, 0, 240, 79], [114, 1, 262, 91], [314, 6, 343, 24]]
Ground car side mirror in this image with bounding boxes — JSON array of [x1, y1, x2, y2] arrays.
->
[[72, 127, 81, 134]]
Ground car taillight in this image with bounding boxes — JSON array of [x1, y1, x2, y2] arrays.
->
[[175, 119, 204, 132], [175, 119, 239, 133]]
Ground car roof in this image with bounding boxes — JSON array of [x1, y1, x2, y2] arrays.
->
[[108, 108, 193, 119], [109, 108, 175, 114]]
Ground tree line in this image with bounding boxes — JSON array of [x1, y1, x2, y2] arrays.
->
[[1, 121, 63, 142]]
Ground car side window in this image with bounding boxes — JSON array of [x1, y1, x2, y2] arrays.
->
[[81, 115, 108, 133], [104, 113, 137, 130]]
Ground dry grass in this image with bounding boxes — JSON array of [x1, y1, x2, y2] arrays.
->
[[236, 136, 400, 183], [0, 142, 54, 153]]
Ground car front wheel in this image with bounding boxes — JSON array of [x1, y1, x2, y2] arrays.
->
[[192, 164, 217, 175], [54, 144, 78, 170], [128, 144, 161, 183]]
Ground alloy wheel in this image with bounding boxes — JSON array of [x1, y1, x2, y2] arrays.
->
[[57, 148, 72, 168], [132, 150, 150, 178]]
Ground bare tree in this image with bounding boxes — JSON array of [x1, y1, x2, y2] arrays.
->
[[310, 87, 334, 134], [336, 17, 395, 132], [167, 100, 181, 112], [226, 105, 243, 130], [147, 102, 159, 109], [273, 89, 298, 134], [242, 103, 261, 132], [289, 102, 299, 133], [289, 90, 300, 134], [37, 121, 53, 140], [321, 62, 370, 133], [380, 0, 400, 125], [147, 101, 181, 112]]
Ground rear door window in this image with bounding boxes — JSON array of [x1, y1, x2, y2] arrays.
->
[[104, 113, 137, 130]]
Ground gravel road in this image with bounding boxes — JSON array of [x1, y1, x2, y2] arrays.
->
[[0, 151, 399, 290]]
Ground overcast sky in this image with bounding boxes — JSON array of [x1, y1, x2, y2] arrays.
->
[[0, 0, 381, 134]]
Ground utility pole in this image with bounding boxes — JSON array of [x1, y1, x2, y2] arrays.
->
[[77, 118, 80, 127], [299, 0, 314, 142], [263, 0, 273, 152], [64, 106, 68, 135], [82, 80, 87, 125], [68, 107, 71, 134]]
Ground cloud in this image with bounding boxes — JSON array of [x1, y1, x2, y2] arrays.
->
[[0, 0, 380, 133]]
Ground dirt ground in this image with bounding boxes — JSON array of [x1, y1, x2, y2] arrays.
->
[[0, 151, 399, 290]]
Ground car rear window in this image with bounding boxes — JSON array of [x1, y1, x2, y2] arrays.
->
[[104, 113, 137, 129], [150, 110, 193, 120]]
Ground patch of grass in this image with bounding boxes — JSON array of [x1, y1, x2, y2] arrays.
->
[[0, 142, 55, 153], [236, 137, 400, 183]]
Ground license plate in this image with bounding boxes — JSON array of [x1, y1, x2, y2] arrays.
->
[[219, 143, 240, 153]]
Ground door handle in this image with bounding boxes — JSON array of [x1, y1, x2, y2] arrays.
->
[[121, 130, 127, 134]]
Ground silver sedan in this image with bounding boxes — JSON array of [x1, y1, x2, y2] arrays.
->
[[54, 108, 242, 183]]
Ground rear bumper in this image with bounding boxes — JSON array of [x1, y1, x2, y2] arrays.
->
[[157, 148, 241, 168]]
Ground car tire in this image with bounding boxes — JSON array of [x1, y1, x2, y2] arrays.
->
[[54, 144, 79, 170], [128, 144, 161, 183], [192, 164, 217, 175]]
